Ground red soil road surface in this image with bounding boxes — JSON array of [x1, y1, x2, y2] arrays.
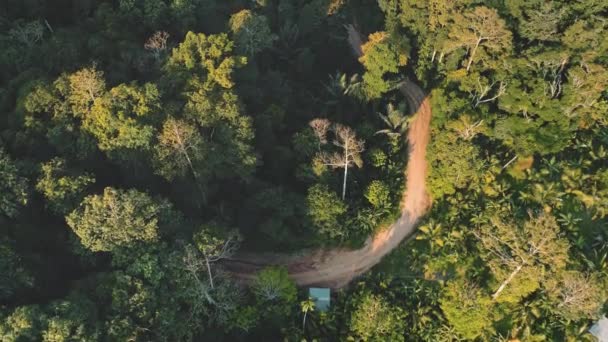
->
[[222, 26, 432, 288]]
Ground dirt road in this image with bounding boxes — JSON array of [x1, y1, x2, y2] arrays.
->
[[222, 28, 432, 288]]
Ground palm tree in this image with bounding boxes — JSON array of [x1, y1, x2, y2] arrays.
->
[[323, 72, 364, 105], [300, 297, 316, 330], [375, 103, 411, 138]]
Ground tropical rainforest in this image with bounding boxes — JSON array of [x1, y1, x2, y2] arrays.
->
[[1, 0, 608, 341]]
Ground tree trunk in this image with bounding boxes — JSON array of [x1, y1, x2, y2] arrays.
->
[[492, 263, 523, 300], [173, 124, 207, 204], [342, 162, 348, 200], [302, 310, 308, 330], [466, 38, 482, 72], [204, 253, 215, 289]]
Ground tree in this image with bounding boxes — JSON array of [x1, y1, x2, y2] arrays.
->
[[512, 1, 565, 42], [8, 20, 44, 48], [475, 213, 570, 302], [0, 305, 45, 341], [66, 187, 174, 252], [365, 180, 391, 209], [349, 292, 404, 341], [315, 123, 365, 200], [307, 184, 347, 240], [36, 158, 95, 215], [167, 32, 257, 184], [229, 10, 276, 56], [375, 103, 410, 139], [84, 83, 160, 153], [252, 267, 297, 317], [427, 131, 483, 199], [440, 279, 493, 340], [66, 66, 105, 116], [300, 297, 315, 330], [193, 223, 240, 290], [0, 148, 28, 218], [144, 31, 170, 61], [545, 271, 606, 321], [0, 240, 33, 301], [358, 32, 408, 99], [442, 6, 512, 71], [165, 32, 246, 89], [40, 295, 100, 341], [309, 118, 331, 147], [154, 117, 206, 200]]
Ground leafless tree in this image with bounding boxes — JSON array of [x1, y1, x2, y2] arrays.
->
[[317, 123, 365, 200], [309, 118, 331, 147], [145, 31, 170, 61]]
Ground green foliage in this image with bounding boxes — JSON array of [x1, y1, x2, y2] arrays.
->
[[85, 83, 160, 152], [427, 130, 483, 199], [166, 32, 246, 89], [66, 187, 175, 252], [0, 148, 28, 218], [359, 32, 408, 99], [364, 180, 390, 208], [2, 1, 608, 340], [546, 271, 607, 321], [65, 66, 106, 117], [229, 10, 276, 56], [348, 292, 405, 341], [306, 184, 347, 240], [36, 158, 95, 215], [0, 240, 33, 300], [0, 305, 45, 341], [477, 213, 570, 303], [252, 267, 297, 318], [442, 6, 512, 72], [153, 117, 204, 181], [440, 279, 493, 340]]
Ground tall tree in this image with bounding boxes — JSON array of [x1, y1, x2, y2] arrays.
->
[[251, 267, 297, 319], [193, 223, 240, 290], [475, 213, 569, 302], [66, 187, 175, 252], [66, 66, 105, 117], [440, 279, 493, 340], [358, 32, 408, 99], [349, 292, 405, 341], [314, 122, 365, 200], [154, 117, 207, 201], [84, 83, 160, 153], [442, 6, 512, 71], [229, 10, 276, 56]]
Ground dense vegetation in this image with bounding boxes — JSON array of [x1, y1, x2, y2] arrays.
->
[[1, 0, 607, 341]]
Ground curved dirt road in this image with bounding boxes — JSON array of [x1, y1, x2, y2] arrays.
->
[[223, 30, 432, 288]]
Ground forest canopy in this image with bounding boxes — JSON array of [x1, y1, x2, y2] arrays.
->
[[1, 0, 607, 341]]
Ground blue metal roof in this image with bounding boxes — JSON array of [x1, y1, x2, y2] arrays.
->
[[309, 287, 331, 312]]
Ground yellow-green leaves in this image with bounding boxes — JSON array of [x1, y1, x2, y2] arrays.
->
[[66, 187, 168, 252], [166, 32, 246, 89]]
